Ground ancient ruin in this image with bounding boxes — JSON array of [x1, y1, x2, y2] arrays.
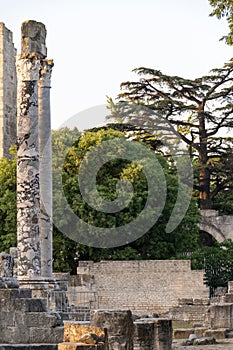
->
[[1, 19, 233, 350]]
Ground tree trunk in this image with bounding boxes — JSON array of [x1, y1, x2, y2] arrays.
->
[[199, 167, 212, 209], [198, 111, 212, 209]]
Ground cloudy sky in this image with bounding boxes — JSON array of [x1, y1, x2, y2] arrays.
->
[[1, 0, 232, 129]]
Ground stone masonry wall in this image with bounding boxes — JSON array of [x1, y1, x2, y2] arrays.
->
[[73, 260, 209, 316], [0, 23, 17, 158]]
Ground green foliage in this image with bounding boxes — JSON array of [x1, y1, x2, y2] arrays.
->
[[0, 127, 200, 273], [211, 149, 233, 214], [209, 0, 233, 44], [57, 127, 200, 264], [110, 60, 233, 209], [191, 240, 233, 296], [0, 147, 17, 252], [52, 127, 81, 272]]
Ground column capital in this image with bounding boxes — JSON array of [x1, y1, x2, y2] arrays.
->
[[39, 59, 54, 88], [16, 55, 41, 81]]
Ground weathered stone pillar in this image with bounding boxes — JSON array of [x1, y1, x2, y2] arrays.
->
[[38, 59, 54, 278], [90, 310, 134, 350], [16, 56, 41, 280], [16, 20, 47, 282]]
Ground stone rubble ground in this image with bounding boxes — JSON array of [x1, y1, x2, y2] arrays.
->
[[172, 338, 233, 349]]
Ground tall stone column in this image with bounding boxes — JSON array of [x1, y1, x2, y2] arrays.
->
[[16, 56, 41, 280], [38, 59, 54, 278], [16, 20, 48, 283]]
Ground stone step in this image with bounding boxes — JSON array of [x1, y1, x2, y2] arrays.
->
[[0, 325, 63, 344], [59, 312, 90, 322], [0, 289, 32, 300], [0, 297, 47, 313], [0, 345, 57, 350]]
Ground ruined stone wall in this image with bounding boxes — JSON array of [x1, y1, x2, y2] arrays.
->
[[73, 260, 209, 316], [0, 23, 17, 158]]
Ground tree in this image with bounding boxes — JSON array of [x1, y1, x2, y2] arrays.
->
[[210, 149, 233, 214], [59, 127, 200, 263], [110, 60, 233, 210], [208, 0, 233, 44], [191, 240, 233, 297]]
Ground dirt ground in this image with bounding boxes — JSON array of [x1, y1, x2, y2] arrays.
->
[[172, 338, 233, 350]]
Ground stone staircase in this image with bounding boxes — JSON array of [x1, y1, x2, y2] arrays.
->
[[0, 288, 63, 348]]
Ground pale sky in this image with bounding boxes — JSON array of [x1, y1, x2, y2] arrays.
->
[[1, 0, 232, 129]]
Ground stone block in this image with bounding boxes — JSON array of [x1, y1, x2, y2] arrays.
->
[[0, 312, 15, 326], [153, 318, 172, 350], [0, 326, 30, 343], [8, 298, 47, 313], [0, 277, 18, 288], [222, 294, 233, 303], [209, 304, 233, 329], [0, 253, 14, 277], [0, 288, 21, 300], [58, 343, 105, 350], [18, 289, 32, 298], [90, 309, 134, 350], [134, 321, 155, 349], [204, 328, 227, 339], [134, 318, 172, 350], [23, 312, 58, 327], [173, 328, 195, 339], [228, 281, 233, 293], [63, 321, 104, 343], [29, 326, 64, 344], [194, 327, 206, 338], [193, 298, 209, 305], [178, 298, 193, 305]]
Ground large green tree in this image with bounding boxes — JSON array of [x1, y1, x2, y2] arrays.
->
[[57, 127, 200, 265], [110, 60, 233, 210]]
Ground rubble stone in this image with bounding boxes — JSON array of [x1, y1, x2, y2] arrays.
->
[[193, 336, 216, 345]]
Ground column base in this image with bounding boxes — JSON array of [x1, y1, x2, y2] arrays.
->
[[18, 276, 59, 291]]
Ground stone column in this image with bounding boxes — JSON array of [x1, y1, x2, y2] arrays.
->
[[38, 59, 54, 278], [16, 56, 41, 280], [16, 20, 47, 283]]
